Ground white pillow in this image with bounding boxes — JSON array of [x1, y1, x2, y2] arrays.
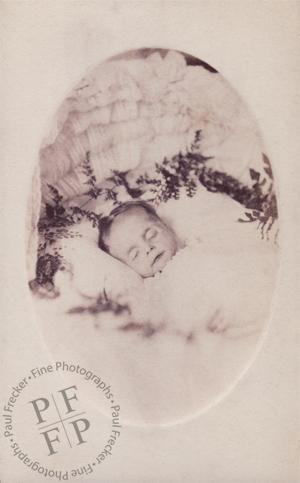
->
[[57, 220, 142, 300]]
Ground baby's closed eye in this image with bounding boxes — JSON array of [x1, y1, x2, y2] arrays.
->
[[128, 247, 139, 260], [145, 228, 157, 240]]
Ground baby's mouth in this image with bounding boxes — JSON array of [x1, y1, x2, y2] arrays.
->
[[151, 251, 165, 266]]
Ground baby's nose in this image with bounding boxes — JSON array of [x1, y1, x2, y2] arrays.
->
[[146, 245, 154, 255]]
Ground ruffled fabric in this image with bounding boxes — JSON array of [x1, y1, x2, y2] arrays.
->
[[39, 50, 264, 205]]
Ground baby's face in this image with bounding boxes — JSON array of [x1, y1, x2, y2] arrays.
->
[[104, 207, 178, 278]]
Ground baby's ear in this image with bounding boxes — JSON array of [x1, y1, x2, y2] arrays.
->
[[98, 215, 109, 230], [98, 216, 110, 249]]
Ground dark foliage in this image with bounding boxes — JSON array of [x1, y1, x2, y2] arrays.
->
[[136, 131, 277, 236], [32, 130, 278, 306], [67, 291, 130, 316]]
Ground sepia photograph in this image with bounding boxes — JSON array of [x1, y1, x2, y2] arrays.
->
[[1, 1, 299, 481], [26, 48, 279, 424]]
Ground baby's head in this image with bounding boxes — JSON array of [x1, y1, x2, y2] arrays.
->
[[98, 201, 178, 278]]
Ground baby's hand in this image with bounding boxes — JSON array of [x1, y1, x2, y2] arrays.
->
[[113, 290, 136, 311], [207, 309, 229, 334], [104, 280, 149, 319]]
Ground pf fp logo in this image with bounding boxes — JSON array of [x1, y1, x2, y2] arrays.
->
[[29, 386, 90, 456]]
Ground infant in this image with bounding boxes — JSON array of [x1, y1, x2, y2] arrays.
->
[[98, 201, 180, 278], [97, 199, 276, 339]]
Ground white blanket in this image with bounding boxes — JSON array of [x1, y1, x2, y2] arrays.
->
[[51, 188, 277, 339], [34, 189, 278, 424]]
